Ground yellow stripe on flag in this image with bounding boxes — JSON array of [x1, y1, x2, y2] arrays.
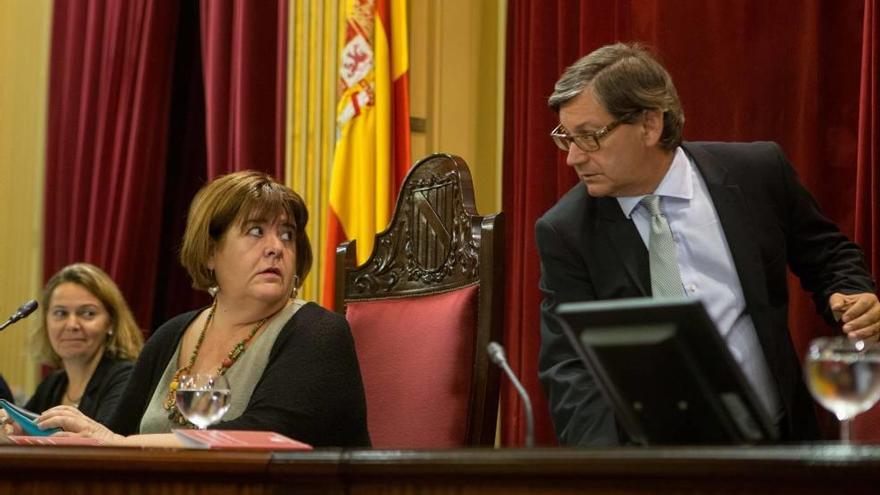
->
[[322, 0, 410, 309], [389, 0, 408, 80]]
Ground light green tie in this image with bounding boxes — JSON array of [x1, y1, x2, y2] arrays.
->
[[641, 194, 685, 298]]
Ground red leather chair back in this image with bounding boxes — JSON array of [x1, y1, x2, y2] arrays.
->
[[336, 154, 503, 447]]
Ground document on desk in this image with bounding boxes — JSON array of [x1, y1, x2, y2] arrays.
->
[[0, 399, 61, 437], [173, 429, 313, 451]]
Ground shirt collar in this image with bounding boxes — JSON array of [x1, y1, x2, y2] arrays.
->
[[617, 146, 693, 218]]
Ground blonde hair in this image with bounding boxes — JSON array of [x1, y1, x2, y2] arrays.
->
[[34, 263, 143, 367], [180, 170, 312, 291]]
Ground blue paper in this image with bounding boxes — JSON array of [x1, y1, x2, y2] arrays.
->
[[0, 399, 61, 437]]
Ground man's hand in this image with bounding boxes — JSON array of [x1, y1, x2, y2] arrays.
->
[[829, 292, 880, 340]]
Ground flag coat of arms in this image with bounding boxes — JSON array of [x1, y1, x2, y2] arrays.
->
[[323, 0, 410, 308]]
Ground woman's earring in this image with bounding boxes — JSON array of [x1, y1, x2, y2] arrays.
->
[[290, 275, 301, 299], [208, 269, 219, 297]]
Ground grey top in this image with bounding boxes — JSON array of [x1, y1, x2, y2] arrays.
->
[[139, 300, 303, 433]]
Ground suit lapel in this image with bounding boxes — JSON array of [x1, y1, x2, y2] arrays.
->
[[596, 197, 650, 297], [682, 143, 778, 354]]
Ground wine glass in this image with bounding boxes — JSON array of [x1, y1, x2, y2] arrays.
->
[[804, 337, 880, 443], [175, 373, 232, 430]]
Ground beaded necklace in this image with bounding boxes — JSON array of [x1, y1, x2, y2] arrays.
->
[[163, 300, 269, 425]]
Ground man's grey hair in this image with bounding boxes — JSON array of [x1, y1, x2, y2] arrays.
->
[[548, 42, 685, 150]]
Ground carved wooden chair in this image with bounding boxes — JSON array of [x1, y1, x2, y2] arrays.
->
[[335, 154, 504, 448]]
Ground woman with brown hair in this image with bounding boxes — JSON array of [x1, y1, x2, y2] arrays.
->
[[35, 171, 370, 447]]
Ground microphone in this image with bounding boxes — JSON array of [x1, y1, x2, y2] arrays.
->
[[487, 341, 535, 448], [0, 299, 39, 332]]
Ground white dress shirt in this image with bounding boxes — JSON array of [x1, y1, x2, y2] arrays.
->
[[616, 147, 782, 422]]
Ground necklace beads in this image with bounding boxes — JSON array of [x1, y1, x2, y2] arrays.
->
[[163, 301, 269, 426]]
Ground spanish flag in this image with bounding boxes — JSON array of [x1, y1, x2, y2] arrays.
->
[[322, 0, 410, 309]]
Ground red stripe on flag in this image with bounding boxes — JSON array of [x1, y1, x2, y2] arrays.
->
[[391, 71, 411, 208], [322, 209, 347, 311], [376, 0, 390, 33]]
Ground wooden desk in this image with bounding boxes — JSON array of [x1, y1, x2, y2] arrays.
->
[[2, 445, 879, 495]]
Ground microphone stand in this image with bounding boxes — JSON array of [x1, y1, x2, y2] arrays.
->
[[488, 342, 535, 448], [0, 300, 39, 332]]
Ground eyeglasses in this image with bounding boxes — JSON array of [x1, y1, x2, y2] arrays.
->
[[550, 118, 626, 153]]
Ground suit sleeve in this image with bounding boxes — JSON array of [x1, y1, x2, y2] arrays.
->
[[535, 216, 620, 446], [772, 144, 876, 321]]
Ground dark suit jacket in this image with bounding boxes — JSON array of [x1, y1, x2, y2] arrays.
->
[[536, 141, 876, 446], [24, 354, 133, 425], [0, 374, 12, 403]]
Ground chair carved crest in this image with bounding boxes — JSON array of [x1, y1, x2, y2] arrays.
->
[[335, 153, 503, 447], [340, 154, 483, 301]]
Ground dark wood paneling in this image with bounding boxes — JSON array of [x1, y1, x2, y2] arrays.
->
[[3, 446, 880, 495]]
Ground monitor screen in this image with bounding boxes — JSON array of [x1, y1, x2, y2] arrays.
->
[[553, 297, 778, 445]]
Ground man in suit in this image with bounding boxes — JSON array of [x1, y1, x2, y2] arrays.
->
[[536, 42, 880, 446]]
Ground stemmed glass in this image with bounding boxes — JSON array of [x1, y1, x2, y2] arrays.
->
[[804, 337, 880, 443], [174, 373, 232, 430]]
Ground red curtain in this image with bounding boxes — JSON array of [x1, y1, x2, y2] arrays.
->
[[502, 1, 573, 447], [45, 0, 289, 332], [199, 0, 287, 178], [853, 0, 879, 442], [150, 0, 211, 325], [153, 0, 290, 325], [44, 0, 179, 329], [503, 0, 876, 445]]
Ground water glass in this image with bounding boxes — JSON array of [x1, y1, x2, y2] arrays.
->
[[804, 337, 880, 443], [175, 373, 232, 430]]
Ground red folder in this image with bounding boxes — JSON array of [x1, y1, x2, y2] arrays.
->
[[173, 429, 313, 451]]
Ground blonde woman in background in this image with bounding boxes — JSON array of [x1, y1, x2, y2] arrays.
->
[[21, 263, 142, 424]]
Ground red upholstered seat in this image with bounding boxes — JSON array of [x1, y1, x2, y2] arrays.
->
[[336, 154, 503, 448], [346, 285, 478, 448]]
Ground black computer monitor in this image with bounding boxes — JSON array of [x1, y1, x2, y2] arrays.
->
[[553, 297, 778, 445]]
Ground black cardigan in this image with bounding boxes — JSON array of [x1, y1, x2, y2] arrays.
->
[[24, 354, 134, 425], [0, 374, 13, 402], [107, 302, 371, 448]]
